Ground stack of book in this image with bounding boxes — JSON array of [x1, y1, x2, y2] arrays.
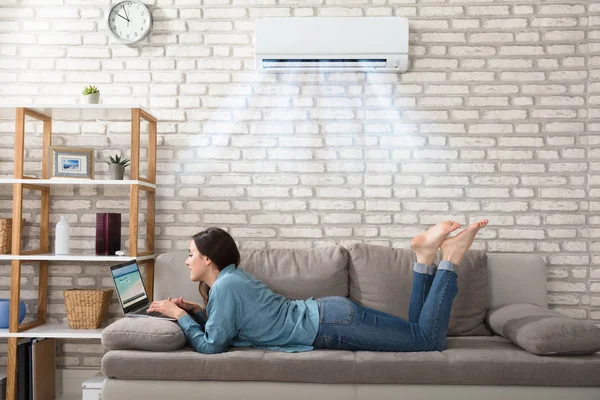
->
[[15, 339, 55, 400]]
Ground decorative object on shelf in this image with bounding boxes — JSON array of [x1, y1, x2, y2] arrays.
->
[[105, 154, 130, 180], [63, 288, 113, 329], [0, 298, 26, 328], [96, 213, 121, 255], [49, 146, 94, 179], [82, 85, 100, 104], [54, 215, 70, 255], [0, 218, 25, 255], [106, 0, 153, 45]]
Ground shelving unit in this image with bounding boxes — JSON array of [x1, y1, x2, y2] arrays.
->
[[0, 105, 158, 400]]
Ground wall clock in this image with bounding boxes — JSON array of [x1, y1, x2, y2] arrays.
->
[[106, 0, 152, 45]]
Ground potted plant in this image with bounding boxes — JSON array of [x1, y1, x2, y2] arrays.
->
[[82, 85, 100, 104], [105, 154, 130, 180]]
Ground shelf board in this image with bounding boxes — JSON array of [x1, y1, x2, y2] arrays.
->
[[0, 104, 150, 119], [0, 178, 155, 189], [0, 253, 155, 262], [0, 322, 104, 338]]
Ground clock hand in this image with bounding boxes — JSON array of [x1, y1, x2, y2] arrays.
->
[[116, 13, 129, 22], [123, 5, 130, 21]]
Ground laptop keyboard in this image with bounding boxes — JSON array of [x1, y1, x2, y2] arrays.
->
[[131, 307, 169, 318], [148, 311, 167, 318]]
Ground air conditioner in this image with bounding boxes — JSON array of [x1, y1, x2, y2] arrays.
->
[[255, 17, 409, 73]]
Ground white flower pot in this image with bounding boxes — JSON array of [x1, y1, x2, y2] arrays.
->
[[84, 92, 100, 104]]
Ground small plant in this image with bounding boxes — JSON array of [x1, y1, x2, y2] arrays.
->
[[82, 85, 100, 96], [105, 154, 130, 167]]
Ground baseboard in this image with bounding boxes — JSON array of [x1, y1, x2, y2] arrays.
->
[[56, 369, 101, 395]]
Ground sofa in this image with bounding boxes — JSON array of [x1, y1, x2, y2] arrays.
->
[[100, 244, 600, 400]]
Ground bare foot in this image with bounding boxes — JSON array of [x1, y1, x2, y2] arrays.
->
[[410, 221, 462, 265], [440, 219, 489, 265]]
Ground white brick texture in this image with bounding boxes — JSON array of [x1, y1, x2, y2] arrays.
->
[[0, 0, 599, 365]]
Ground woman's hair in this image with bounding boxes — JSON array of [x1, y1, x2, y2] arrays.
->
[[192, 227, 240, 307]]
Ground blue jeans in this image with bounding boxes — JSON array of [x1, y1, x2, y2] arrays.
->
[[312, 260, 458, 352]]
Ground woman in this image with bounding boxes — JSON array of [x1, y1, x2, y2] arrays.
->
[[148, 219, 489, 354]]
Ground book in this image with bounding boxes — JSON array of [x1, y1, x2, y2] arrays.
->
[[30, 338, 55, 400], [96, 213, 121, 255], [16, 339, 30, 400], [1, 366, 6, 400]]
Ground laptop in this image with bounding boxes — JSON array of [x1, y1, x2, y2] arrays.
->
[[109, 260, 176, 321]]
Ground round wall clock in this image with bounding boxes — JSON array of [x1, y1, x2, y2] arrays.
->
[[106, 0, 152, 45]]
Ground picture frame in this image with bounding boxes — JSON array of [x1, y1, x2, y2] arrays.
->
[[49, 146, 95, 179]]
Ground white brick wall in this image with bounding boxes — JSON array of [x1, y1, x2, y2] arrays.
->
[[0, 0, 599, 366]]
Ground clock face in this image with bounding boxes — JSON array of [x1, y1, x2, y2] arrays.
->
[[107, 0, 152, 45]]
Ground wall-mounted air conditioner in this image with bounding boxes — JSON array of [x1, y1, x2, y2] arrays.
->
[[255, 17, 409, 73]]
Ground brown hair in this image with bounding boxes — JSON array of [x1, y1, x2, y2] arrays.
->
[[192, 227, 240, 306]]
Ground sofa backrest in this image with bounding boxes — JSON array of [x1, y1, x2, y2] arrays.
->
[[347, 244, 491, 336], [486, 253, 548, 309], [238, 246, 349, 300], [154, 246, 349, 305], [154, 246, 548, 334]]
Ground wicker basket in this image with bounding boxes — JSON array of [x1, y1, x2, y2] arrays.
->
[[64, 289, 113, 329], [0, 218, 26, 254]]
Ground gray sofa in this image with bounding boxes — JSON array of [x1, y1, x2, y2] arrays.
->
[[101, 244, 600, 400]]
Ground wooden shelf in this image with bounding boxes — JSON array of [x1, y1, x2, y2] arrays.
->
[[0, 178, 156, 189], [0, 253, 155, 262], [0, 104, 150, 119], [0, 323, 104, 339]]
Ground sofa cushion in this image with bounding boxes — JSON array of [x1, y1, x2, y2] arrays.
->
[[101, 336, 600, 386], [239, 246, 349, 300], [486, 303, 600, 356], [101, 317, 186, 352], [348, 244, 491, 336]]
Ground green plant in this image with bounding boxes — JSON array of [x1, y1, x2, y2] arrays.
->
[[105, 154, 130, 167], [82, 85, 100, 95]]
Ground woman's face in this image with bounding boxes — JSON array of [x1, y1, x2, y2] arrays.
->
[[186, 240, 211, 282]]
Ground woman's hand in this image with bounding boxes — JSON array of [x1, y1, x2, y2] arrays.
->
[[170, 296, 203, 314], [147, 299, 187, 320]]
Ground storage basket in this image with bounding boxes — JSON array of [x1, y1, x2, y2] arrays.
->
[[64, 289, 113, 329], [0, 218, 25, 255]]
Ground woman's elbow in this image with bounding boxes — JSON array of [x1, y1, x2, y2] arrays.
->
[[191, 343, 228, 355]]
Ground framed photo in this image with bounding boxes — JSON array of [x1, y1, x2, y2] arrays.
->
[[50, 146, 94, 179]]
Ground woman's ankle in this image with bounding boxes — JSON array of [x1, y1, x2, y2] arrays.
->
[[437, 260, 459, 274], [414, 261, 437, 275]]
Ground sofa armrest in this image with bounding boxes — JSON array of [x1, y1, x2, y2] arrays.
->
[[485, 303, 600, 356]]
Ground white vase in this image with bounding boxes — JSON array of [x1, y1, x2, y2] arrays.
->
[[55, 215, 70, 255]]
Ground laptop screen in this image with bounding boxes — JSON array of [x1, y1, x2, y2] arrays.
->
[[110, 261, 149, 313]]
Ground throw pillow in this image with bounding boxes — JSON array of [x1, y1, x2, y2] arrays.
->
[[486, 303, 600, 356], [101, 317, 185, 352]]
